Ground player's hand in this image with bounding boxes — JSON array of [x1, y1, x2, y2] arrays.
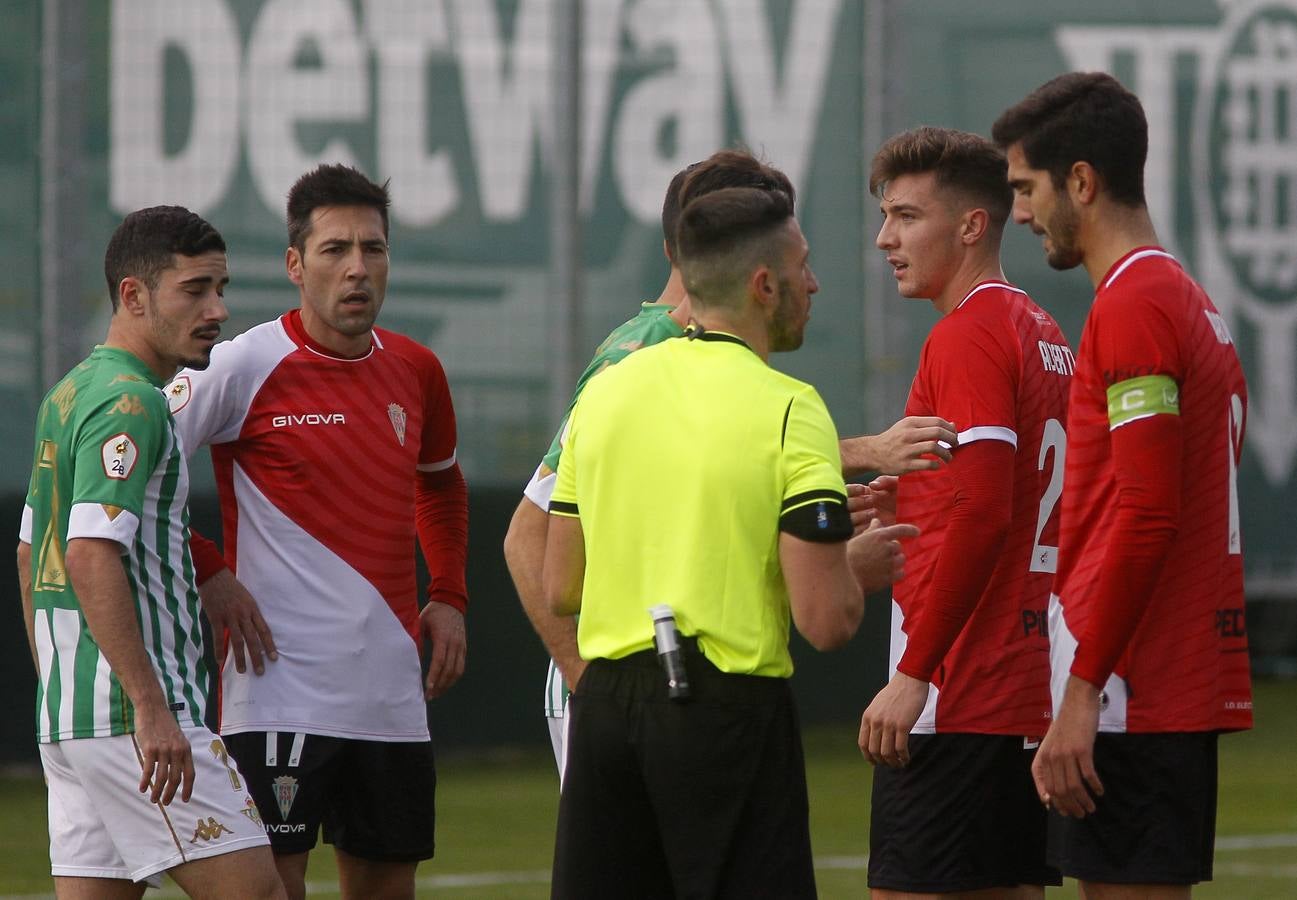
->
[[198, 569, 278, 675], [846, 520, 920, 593], [858, 672, 928, 767], [134, 701, 194, 805], [872, 416, 958, 474], [420, 601, 467, 699], [1032, 675, 1105, 818], [857, 475, 899, 528]]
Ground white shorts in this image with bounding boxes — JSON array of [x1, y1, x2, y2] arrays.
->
[[40, 726, 270, 883]]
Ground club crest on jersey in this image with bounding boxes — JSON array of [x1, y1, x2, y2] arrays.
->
[[273, 775, 299, 820], [388, 403, 408, 446], [101, 433, 138, 480], [167, 376, 192, 414]]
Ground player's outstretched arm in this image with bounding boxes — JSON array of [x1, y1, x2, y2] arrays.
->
[[17, 540, 36, 669], [198, 568, 278, 676], [840, 416, 957, 477], [66, 537, 193, 805], [504, 498, 587, 689]]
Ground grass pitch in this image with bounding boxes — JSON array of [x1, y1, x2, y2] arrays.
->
[[0, 680, 1293, 898]]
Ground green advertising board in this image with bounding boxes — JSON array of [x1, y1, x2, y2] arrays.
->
[[7, 0, 1296, 595]]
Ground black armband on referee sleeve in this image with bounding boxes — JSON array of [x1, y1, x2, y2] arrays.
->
[[779, 491, 852, 542]]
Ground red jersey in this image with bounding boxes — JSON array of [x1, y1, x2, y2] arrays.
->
[[1052, 248, 1252, 733], [893, 281, 1071, 735], [169, 310, 465, 741]]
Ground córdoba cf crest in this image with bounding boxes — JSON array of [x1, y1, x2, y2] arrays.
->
[[273, 775, 299, 820], [388, 403, 408, 446]]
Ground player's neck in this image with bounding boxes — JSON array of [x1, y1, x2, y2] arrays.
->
[[1080, 202, 1161, 289], [103, 321, 172, 382], [933, 256, 1006, 316], [692, 309, 769, 361], [656, 269, 691, 327]]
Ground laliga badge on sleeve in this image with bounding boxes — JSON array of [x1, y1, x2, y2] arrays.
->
[[101, 433, 139, 480], [167, 375, 192, 414]]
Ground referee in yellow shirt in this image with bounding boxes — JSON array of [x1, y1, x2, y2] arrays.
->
[[544, 183, 917, 898]]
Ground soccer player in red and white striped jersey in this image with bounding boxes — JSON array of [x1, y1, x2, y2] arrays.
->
[[996, 72, 1252, 895], [860, 127, 1069, 897]]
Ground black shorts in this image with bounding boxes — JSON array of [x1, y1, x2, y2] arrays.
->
[[223, 731, 436, 862], [869, 733, 1060, 892], [1048, 731, 1218, 885], [553, 643, 816, 899]]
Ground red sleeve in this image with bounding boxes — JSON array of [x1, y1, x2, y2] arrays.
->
[[416, 464, 469, 613], [416, 347, 457, 469], [896, 439, 1015, 681], [188, 529, 228, 585], [1070, 413, 1182, 688]]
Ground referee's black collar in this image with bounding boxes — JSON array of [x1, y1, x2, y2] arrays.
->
[[686, 323, 751, 351]]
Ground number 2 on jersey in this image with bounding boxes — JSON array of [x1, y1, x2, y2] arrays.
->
[[1030, 418, 1066, 574]]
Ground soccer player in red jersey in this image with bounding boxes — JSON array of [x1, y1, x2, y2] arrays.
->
[[995, 72, 1252, 896], [170, 165, 468, 900], [859, 127, 1070, 897]]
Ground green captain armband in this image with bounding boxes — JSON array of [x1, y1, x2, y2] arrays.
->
[[1106, 374, 1180, 429]]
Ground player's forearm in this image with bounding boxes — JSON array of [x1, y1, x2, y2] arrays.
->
[[839, 435, 882, 478], [415, 465, 469, 612], [188, 529, 229, 586], [504, 500, 585, 679], [1072, 416, 1183, 688], [65, 538, 169, 713], [543, 514, 586, 617], [897, 440, 1013, 681], [17, 541, 37, 669]]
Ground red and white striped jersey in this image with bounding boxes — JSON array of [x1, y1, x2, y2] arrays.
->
[[893, 281, 1071, 735], [1051, 248, 1252, 733], [169, 310, 458, 741]]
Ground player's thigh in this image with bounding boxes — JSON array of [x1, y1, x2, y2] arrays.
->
[[168, 844, 284, 900], [1048, 732, 1218, 886], [869, 734, 1058, 894], [223, 730, 345, 857], [322, 738, 436, 863], [335, 847, 418, 900], [47, 729, 268, 886], [52, 875, 146, 900]]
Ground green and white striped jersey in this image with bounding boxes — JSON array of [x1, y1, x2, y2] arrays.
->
[[22, 346, 208, 742]]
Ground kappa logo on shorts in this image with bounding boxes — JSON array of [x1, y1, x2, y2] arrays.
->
[[189, 817, 234, 843], [273, 775, 299, 820]]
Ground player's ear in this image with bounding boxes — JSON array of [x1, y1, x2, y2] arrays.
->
[[750, 263, 777, 313], [1069, 161, 1099, 205], [960, 208, 990, 245], [285, 245, 304, 287], [116, 276, 147, 317]]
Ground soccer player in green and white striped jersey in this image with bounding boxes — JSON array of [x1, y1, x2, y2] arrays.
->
[[17, 207, 283, 898]]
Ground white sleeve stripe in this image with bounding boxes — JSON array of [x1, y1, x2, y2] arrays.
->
[[1109, 411, 1158, 431], [19, 504, 32, 544], [523, 467, 557, 510], [66, 503, 139, 553], [417, 451, 457, 472], [956, 425, 1018, 448]]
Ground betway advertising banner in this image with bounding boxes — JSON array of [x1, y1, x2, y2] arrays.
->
[[7, 0, 1295, 593]]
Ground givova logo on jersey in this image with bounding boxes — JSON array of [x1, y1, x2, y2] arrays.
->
[[1057, 0, 1297, 485]]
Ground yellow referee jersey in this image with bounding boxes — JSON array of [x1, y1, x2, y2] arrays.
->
[[550, 330, 847, 677]]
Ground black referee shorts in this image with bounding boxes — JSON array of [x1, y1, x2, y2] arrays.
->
[[551, 642, 816, 900]]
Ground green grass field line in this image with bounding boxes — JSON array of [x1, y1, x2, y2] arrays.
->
[[1, 680, 1293, 899]]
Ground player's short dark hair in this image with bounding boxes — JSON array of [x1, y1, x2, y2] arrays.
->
[[991, 71, 1147, 207], [286, 163, 391, 251], [661, 149, 795, 264], [675, 186, 795, 308], [869, 127, 1011, 228], [103, 206, 226, 312]]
